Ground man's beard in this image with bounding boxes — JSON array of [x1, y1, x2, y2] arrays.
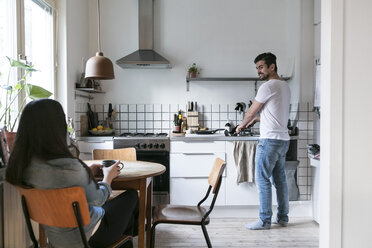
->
[[258, 73, 269, 80]]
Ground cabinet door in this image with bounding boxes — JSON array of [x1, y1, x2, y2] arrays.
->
[[170, 178, 226, 206], [170, 152, 226, 177], [225, 141, 277, 205]]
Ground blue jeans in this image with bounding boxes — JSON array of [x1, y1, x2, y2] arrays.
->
[[255, 139, 290, 224]]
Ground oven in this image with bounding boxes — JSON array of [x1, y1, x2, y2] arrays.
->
[[113, 133, 170, 205]]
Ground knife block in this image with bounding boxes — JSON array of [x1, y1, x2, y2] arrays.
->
[[187, 111, 199, 132]]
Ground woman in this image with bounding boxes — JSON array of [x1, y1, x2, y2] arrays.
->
[[6, 99, 138, 248]]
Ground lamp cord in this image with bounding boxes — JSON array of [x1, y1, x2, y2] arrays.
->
[[97, 0, 101, 52]]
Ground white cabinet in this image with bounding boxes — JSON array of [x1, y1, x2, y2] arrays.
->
[[170, 141, 226, 205], [77, 140, 113, 160], [225, 141, 277, 206], [310, 159, 320, 223]]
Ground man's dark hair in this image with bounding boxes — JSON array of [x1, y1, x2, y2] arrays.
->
[[254, 52, 278, 72]]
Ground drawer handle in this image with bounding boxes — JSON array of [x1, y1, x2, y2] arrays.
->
[[80, 152, 92, 155], [182, 153, 215, 155], [86, 141, 105, 143]]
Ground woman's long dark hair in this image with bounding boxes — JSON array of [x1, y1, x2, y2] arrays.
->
[[5, 99, 97, 188]]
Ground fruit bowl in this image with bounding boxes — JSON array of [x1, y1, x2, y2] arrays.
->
[[89, 129, 115, 136]]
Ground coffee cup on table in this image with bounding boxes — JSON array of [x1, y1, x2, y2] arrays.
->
[[101, 160, 124, 170]]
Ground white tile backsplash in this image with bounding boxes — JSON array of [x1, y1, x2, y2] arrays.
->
[[136, 104, 144, 112]]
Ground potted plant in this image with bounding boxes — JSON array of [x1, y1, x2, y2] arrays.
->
[[188, 63, 200, 78], [0, 57, 52, 150]]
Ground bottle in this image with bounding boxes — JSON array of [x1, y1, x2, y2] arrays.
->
[[182, 116, 187, 132]]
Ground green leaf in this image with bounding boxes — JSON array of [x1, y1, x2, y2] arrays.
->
[[25, 84, 52, 100], [14, 83, 22, 90], [67, 126, 75, 134], [7, 56, 37, 72]]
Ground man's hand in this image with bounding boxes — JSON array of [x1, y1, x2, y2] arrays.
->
[[236, 124, 244, 134]]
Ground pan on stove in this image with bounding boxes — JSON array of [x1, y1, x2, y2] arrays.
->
[[194, 129, 224, 134]]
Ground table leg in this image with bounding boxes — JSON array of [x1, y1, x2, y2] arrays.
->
[[138, 178, 146, 248], [146, 179, 153, 248]]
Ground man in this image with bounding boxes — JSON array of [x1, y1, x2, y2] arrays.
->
[[236, 52, 291, 230]]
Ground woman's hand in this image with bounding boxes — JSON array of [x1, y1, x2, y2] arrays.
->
[[88, 163, 102, 177], [102, 160, 121, 185]]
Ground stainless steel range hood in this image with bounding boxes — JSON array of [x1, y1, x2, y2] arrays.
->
[[116, 0, 171, 69]]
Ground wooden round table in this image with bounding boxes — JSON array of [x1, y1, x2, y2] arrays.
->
[[85, 160, 166, 248]]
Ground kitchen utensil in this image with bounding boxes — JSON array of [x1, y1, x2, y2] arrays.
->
[[80, 115, 89, 136], [235, 102, 246, 112], [194, 102, 197, 111], [102, 160, 124, 170], [224, 122, 236, 136], [194, 128, 224, 134], [87, 103, 95, 129], [108, 103, 113, 117], [107, 103, 113, 129]]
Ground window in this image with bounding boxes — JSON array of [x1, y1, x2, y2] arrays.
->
[[0, 0, 56, 96], [24, 0, 55, 93]]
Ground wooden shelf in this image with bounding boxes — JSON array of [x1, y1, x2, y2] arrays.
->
[[185, 76, 291, 91]]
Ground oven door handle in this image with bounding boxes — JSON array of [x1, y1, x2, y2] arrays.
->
[[182, 153, 215, 155]]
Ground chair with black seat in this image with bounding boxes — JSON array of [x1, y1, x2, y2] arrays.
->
[[18, 186, 131, 248], [150, 157, 226, 248]]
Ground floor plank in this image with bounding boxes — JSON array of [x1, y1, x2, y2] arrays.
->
[[134, 217, 319, 248]]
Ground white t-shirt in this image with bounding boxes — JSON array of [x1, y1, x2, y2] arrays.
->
[[255, 79, 291, 140]]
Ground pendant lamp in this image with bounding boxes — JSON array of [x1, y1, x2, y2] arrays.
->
[[85, 0, 115, 80]]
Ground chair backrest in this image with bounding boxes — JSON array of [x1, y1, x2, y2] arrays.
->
[[208, 158, 226, 194], [18, 186, 90, 227], [93, 147, 137, 161]]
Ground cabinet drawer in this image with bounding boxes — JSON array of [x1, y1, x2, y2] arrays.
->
[[171, 141, 225, 153], [170, 178, 225, 205], [170, 153, 226, 177], [77, 141, 113, 153]]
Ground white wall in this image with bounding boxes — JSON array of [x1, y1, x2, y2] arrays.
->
[[320, 0, 372, 247], [56, 0, 90, 117], [342, 0, 372, 246], [86, 0, 314, 106]]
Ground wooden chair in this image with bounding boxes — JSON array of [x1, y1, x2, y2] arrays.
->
[[92, 147, 137, 199], [150, 158, 226, 248], [92, 147, 136, 161], [18, 186, 131, 248]]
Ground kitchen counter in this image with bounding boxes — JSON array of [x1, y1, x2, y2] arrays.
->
[[170, 133, 298, 141], [76, 136, 114, 142], [76, 134, 299, 142]]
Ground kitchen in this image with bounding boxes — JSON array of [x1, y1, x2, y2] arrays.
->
[[1, 0, 371, 247]]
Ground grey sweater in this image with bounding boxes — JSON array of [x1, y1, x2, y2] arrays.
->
[[23, 157, 111, 248]]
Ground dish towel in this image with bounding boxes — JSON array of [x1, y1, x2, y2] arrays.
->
[[233, 141, 258, 185]]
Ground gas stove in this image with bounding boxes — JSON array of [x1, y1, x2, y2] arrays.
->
[[114, 132, 170, 151]]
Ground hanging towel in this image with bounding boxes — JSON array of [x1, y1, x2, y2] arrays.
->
[[233, 141, 258, 185]]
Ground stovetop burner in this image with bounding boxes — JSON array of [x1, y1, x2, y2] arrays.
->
[[119, 132, 168, 137]]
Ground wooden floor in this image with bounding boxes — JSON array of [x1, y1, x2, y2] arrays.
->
[[134, 217, 319, 248]]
